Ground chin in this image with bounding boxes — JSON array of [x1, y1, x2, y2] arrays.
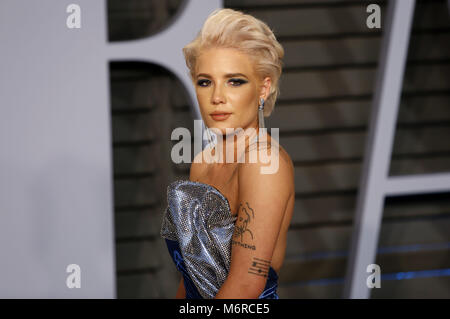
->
[[209, 123, 243, 136], [207, 125, 228, 137]]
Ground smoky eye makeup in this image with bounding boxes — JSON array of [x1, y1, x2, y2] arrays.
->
[[196, 77, 248, 87], [196, 79, 211, 87], [229, 78, 248, 86]]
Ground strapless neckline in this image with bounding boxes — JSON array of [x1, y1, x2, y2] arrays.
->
[[169, 179, 235, 216]]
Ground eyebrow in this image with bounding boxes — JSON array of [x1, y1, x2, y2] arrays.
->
[[196, 73, 248, 79]]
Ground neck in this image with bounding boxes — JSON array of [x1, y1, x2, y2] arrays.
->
[[212, 124, 262, 164]]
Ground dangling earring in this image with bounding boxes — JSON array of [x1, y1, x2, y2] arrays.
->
[[258, 97, 265, 129]]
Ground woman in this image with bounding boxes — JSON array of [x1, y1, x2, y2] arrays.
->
[[160, 8, 295, 299]]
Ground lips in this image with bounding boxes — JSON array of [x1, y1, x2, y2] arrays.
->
[[210, 112, 231, 121]]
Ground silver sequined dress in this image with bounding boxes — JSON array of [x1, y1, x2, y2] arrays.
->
[[160, 179, 279, 299]]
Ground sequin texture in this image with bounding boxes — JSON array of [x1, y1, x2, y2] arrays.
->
[[160, 179, 237, 299]]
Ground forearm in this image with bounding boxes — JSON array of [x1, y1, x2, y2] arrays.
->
[[214, 277, 264, 299]]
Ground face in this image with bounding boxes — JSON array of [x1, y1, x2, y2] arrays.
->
[[194, 47, 270, 136]]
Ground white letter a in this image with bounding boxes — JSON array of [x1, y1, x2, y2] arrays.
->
[[366, 4, 381, 29], [66, 263, 81, 288], [66, 4, 81, 29]]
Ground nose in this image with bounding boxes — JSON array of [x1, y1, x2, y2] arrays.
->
[[211, 84, 225, 105]]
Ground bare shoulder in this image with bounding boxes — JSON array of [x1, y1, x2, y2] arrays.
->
[[240, 137, 294, 176], [279, 144, 295, 181], [238, 139, 294, 198]]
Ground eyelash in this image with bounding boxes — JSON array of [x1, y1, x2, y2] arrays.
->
[[196, 78, 248, 87]]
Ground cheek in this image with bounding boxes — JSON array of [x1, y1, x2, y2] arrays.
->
[[195, 89, 210, 112], [195, 88, 206, 102], [229, 87, 258, 115]]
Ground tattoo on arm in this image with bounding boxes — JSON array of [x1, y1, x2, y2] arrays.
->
[[232, 202, 256, 250], [248, 257, 270, 278], [231, 202, 272, 278]]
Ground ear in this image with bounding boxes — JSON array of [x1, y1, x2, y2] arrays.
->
[[259, 77, 272, 101]]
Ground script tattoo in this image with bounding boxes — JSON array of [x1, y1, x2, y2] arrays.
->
[[248, 257, 270, 278], [232, 202, 256, 250]]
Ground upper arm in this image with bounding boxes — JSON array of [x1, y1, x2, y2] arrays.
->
[[215, 146, 293, 298]]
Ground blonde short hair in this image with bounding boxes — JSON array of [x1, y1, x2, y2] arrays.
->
[[182, 8, 284, 117]]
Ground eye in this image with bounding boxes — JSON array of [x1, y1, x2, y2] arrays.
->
[[196, 79, 210, 87], [229, 78, 248, 86]]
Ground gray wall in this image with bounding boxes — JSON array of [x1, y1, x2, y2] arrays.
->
[[0, 0, 115, 297]]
